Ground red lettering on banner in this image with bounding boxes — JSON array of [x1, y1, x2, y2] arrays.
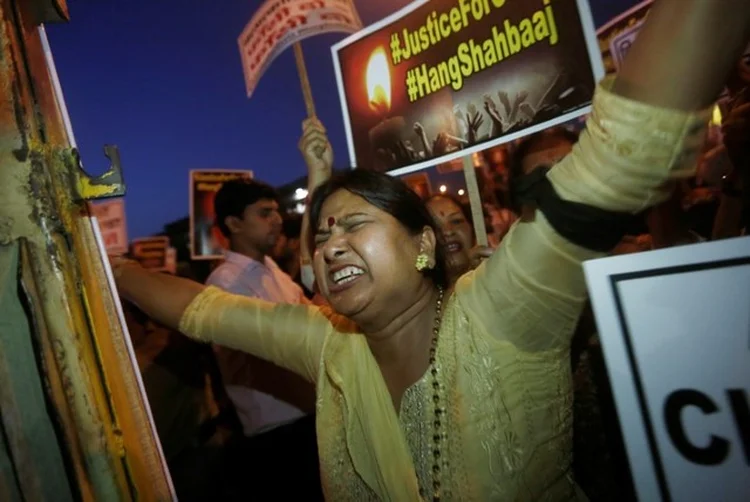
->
[[243, 0, 353, 75], [264, 28, 285, 49], [320, 12, 351, 24], [273, 6, 290, 23], [299, 0, 325, 11], [258, 17, 276, 39], [285, 15, 308, 29], [249, 49, 268, 71]]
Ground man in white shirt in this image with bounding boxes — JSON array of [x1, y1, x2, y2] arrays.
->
[[206, 178, 313, 435], [206, 178, 321, 500]]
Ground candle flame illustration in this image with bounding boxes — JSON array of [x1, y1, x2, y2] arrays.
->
[[366, 47, 391, 115]]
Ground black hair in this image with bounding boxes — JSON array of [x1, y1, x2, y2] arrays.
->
[[510, 127, 579, 180], [509, 127, 579, 212], [282, 214, 303, 240], [308, 169, 449, 289], [214, 179, 278, 238]]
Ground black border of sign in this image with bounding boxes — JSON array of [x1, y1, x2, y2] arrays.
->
[[608, 256, 750, 502]]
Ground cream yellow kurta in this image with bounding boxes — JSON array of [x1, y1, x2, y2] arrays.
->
[[179, 79, 710, 501]]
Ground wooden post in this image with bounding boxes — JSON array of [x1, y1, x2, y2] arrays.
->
[[463, 155, 488, 246], [462, 154, 489, 246], [293, 42, 316, 118]]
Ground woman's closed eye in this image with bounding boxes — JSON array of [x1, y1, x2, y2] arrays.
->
[[345, 221, 367, 232], [313, 222, 366, 247], [314, 233, 330, 247]]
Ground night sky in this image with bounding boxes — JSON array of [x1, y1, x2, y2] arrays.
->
[[46, 0, 638, 239]]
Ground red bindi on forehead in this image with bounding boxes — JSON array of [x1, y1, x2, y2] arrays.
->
[[327, 216, 335, 227]]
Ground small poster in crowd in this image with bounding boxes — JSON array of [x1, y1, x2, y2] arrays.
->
[[239, 0, 362, 97], [131, 236, 170, 271], [597, 0, 653, 75], [584, 236, 750, 502], [190, 169, 253, 260], [90, 199, 128, 255], [332, 0, 603, 175], [165, 247, 177, 274]]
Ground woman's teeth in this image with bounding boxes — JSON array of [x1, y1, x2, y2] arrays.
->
[[447, 242, 462, 252], [332, 266, 364, 284]]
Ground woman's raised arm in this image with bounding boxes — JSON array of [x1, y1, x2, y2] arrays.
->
[[299, 117, 334, 273], [613, 0, 750, 111], [458, 0, 750, 352]]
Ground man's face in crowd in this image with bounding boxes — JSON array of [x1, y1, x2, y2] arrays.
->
[[228, 198, 283, 256]]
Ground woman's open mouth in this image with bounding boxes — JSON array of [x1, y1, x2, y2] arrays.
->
[[328, 265, 365, 293], [445, 241, 463, 253]]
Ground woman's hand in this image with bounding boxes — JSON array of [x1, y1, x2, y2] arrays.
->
[[109, 255, 140, 282], [299, 117, 333, 185], [109, 254, 205, 330], [299, 117, 334, 270], [468, 245, 494, 269], [698, 145, 734, 186]]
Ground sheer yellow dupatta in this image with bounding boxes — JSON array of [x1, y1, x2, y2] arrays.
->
[[320, 330, 423, 501]]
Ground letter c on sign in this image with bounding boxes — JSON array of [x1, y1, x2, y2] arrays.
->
[[664, 389, 729, 465]]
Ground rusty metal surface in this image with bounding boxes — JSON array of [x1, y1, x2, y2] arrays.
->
[[29, 0, 68, 24], [73, 144, 127, 200], [0, 243, 67, 502], [0, 0, 172, 499]]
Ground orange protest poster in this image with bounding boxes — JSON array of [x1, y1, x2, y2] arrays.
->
[[131, 236, 170, 271], [189, 169, 253, 260], [90, 199, 128, 255], [332, 0, 603, 175]]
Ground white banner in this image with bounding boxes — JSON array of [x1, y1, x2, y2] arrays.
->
[[608, 19, 645, 71], [584, 236, 750, 502], [596, 0, 652, 75], [239, 0, 362, 97], [91, 199, 128, 255]]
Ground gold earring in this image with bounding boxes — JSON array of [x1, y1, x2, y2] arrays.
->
[[415, 253, 429, 271]]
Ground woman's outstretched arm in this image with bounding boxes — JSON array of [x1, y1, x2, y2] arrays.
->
[[114, 260, 334, 382], [115, 259, 203, 329]]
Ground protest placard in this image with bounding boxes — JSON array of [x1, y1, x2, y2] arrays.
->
[[597, 0, 653, 75], [190, 170, 253, 260], [584, 237, 750, 502], [131, 236, 170, 271], [239, 0, 362, 97], [332, 0, 603, 175], [90, 199, 128, 255], [165, 247, 177, 275]]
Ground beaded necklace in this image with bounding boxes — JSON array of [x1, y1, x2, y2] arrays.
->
[[424, 286, 445, 501]]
